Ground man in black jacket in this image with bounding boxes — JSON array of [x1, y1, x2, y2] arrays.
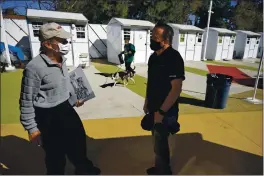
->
[[143, 22, 185, 175]]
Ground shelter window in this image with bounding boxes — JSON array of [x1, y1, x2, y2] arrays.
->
[[124, 28, 131, 40], [231, 35, 235, 43], [218, 36, 223, 43], [256, 38, 260, 44], [32, 22, 43, 37], [197, 33, 202, 43], [247, 38, 250, 44], [180, 34, 185, 43], [76, 25, 86, 38]]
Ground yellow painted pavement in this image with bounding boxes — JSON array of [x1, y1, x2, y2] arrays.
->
[[0, 111, 263, 174]]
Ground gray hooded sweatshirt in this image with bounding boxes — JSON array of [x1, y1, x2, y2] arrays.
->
[[19, 54, 77, 134]]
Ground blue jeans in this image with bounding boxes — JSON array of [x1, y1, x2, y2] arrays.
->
[[152, 108, 179, 173]]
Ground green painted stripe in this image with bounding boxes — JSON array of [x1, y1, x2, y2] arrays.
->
[[93, 62, 193, 99], [185, 66, 208, 76]]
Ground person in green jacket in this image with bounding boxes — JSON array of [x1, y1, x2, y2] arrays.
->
[[121, 39, 136, 74]]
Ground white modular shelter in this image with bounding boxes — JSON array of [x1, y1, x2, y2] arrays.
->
[[257, 32, 263, 58], [88, 24, 107, 58], [203, 27, 236, 61], [168, 23, 204, 61], [3, 15, 31, 60], [0, 7, 12, 67], [107, 17, 155, 64], [234, 30, 261, 59], [26, 9, 90, 67]]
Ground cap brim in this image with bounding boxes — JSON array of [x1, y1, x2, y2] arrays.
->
[[57, 30, 73, 39]]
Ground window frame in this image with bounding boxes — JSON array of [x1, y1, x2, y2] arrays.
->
[[123, 28, 131, 40], [218, 36, 223, 44], [246, 38, 250, 44], [32, 22, 43, 37], [76, 25, 86, 39], [231, 35, 235, 44], [197, 33, 202, 43], [180, 33, 185, 43]]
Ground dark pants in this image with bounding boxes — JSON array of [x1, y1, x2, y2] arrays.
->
[[152, 124, 171, 173], [35, 101, 94, 175], [125, 62, 135, 74], [151, 108, 179, 174]]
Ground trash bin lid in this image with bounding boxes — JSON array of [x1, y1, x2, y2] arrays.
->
[[207, 73, 233, 85]]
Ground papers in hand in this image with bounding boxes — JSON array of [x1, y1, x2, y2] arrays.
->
[[69, 67, 95, 103]]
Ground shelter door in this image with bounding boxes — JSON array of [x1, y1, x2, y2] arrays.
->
[[185, 33, 196, 61], [193, 33, 203, 61], [227, 35, 235, 60], [60, 24, 74, 66], [221, 36, 230, 59], [133, 30, 147, 64], [244, 37, 250, 58], [146, 30, 153, 63], [248, 38, 256, 58]]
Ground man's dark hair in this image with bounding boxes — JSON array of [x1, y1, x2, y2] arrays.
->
[[154, 21, 174, 45]]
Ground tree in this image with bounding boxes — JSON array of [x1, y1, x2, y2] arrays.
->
[[55, 0, 128, 24], [232, 0, 263, 31], [144, 0, 200, 24], [195, 0, 233, 29], [112, 1, 129, 18], [3, 8, 17, 15]]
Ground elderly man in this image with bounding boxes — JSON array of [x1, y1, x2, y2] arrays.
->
[[19, 22, 100, 175]]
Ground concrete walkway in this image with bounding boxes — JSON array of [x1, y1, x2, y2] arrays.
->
[[74, 66, 145, 120], [135, 65, 254, 100], [1, 111, 262, 175], [185, 61, 211, 71]]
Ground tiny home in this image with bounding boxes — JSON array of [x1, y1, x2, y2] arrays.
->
[[3, 14, 31, 60], [26, 9, 90, 67], [203, 27, 236, 61], [88, 24, 107, 59], [234, 30, 261, 59], [107, 17, 155, 64], [168, 23, 204, 61], [257, 32, 263, 58]]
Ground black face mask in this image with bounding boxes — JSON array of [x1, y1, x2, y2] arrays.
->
[[150, 39, 162, 51]]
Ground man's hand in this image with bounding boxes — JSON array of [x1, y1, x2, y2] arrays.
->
[[29, 130, 42, 146], [128, 51, 132, 54], [154, 111, 164, 124], [76, 100, 84, 107]]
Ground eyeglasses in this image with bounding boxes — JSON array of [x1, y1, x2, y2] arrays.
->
[[61, 40, 71, 45]]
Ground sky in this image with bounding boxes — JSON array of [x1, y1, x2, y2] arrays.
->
[[1, 0, 42, 15], [231, 0, 238, 6]]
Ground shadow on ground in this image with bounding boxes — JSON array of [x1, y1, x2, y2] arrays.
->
[[95, 72, 113, 77], [0, 133, 262, 175], [178, 96, 205, 107], [95, 72, 129, 88], [100, 82, 123, 88], [234, 78, 263, 89]]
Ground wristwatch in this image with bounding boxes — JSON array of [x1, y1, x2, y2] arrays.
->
[[158, 108, 166, 116]]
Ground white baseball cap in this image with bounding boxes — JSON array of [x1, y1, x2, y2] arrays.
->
[[39, 22, 73, 41]]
